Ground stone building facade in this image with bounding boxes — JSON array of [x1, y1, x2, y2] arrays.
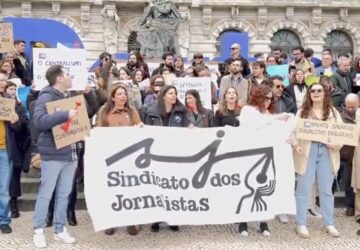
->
[[1, 0, 360, 63]]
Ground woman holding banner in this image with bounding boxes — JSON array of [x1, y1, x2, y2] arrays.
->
[[144, 85, 189, 232], [97, 84, 143, 236], [238, 85, 291, 236], [212, 87, 240, 127], [292, 82, 342, 238], [185, 89, 213, 127]]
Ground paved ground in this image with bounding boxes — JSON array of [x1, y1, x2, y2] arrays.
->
[[1, 209, 359, 250]]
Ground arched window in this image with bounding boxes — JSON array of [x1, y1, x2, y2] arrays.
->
[[127, 31, 141, 53], [324, 30, 353, 59], [270, 29, 302, 55]]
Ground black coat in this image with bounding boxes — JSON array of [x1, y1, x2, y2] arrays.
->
[[144, 102, 189, 127], [282, 84, 307, 114], [212, 110, 240, 127], [7, 102, 31, 172]]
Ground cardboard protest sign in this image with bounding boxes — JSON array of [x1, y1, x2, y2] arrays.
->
[[0, 23, 14, 53], [33, 48, 87, 90], [296, 118, 360, 146], [46, 95, 90, 149], [0, 97, 15, 121], [171, 77, 212, 109], [85, 124, 296, 231], [267, 65, 290, 86]]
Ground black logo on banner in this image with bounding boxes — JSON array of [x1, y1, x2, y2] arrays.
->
[[105, 130, 276, 214]]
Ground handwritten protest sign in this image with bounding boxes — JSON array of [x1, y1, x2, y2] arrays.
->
[[0, 23, 14, 53], [296, 119, 360, 146], [85, 124, 296, 231], [46, 95, 90, 149], [171, 77, 212, 109], [0, 97, 15, 121], [267, 65, 290, 86], [33, 48, 87, 90]]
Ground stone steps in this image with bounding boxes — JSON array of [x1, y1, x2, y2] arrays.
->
[[18, 167, 86, 212]]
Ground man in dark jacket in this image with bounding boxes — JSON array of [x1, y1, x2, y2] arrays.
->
[[339, 93, 359, 217], [32, 65, 78, 248], [224, 43, 251, 77], [331, 57, 353, 111], [151, 52, 175, 77], [13, 40, 31, 86], [263, 76, 296, 114]]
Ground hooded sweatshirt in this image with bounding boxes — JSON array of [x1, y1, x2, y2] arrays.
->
[[33, 86, 73, 161]]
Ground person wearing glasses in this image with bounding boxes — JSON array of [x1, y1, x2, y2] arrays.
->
[[263, 76, 296, 114], [187, 53, 209, 76], [224, 43, 251, 77], [289, 46, 315, 77], [141, 75, 166, 121], [291, 82, 342, 238]]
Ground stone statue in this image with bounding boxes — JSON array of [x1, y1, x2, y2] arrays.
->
[[137, 0, 182, 59], [101, 6, 120, 54]]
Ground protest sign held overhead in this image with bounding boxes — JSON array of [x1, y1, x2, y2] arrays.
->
[[0, 97, 15, 121], [266, 65, 290, 86], [85, 125, 296, 232], [33, 48, 87, 90], [171, 77, 212, 110], [46, 95, 90, 149], [0, 23, 14, 53], [296, 118, 360, 146]]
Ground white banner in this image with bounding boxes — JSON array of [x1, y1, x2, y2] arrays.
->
[[171, 77, 212, 109], [33, 48, 87, 90], [85, 125, 296, 232]]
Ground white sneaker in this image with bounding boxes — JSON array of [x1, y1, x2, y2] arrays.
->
[[326, 225, 340, 237], [308, 208, 322, 219], [54, 227, 76, 244], [296, 225, 309, 238], [278, 214, 289, 224], [34, 228, 47, 248]]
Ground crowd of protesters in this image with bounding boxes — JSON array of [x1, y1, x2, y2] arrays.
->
[[1, 40, 360, 248]]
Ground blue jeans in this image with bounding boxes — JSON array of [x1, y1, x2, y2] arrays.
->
[[0, 149, 11, 225], [33, 160, 77, 233], [296, 143, 335, 226]]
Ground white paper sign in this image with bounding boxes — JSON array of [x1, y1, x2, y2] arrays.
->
[[138, 78, 150, 90], [171, 77, 212, 109], [33, 48, 87, 90], [85, 125, 296, 232]]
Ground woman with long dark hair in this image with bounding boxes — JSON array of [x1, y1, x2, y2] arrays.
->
[[174, 56, 186, 77], [118, 67, 142, 110], [144, 85, 189, 232], [283, 69, 307, 114], [185, 89, 213, 127], [212, 87, 240, 127], [143, 75, 165, 106], [97, 84, 143, 236], [292, 82, 342, 238]]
